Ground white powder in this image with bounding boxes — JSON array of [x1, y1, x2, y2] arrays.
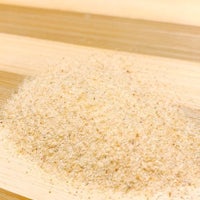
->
[[1, 55, 200, 197]]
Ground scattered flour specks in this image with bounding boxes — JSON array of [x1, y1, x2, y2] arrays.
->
[[1, 54, 200, 198]]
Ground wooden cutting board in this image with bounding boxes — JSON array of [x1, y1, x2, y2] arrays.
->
[[0, 2, 200, 200]]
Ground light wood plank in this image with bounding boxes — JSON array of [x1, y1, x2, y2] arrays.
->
[[0, 4, 200, 62], [0, 0, 200, 26], [0, 188, 29, 200], [0, 71, 23, 107]]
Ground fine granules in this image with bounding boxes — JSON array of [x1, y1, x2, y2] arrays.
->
[[1, 55, 200, 196]]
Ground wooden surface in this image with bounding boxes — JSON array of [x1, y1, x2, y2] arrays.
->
[[0, 2, 200, 200], [0, 71, 23, 107], [0, 188, 29, 200], [1, 4, 200, 62], [1, 0, 200, 26]]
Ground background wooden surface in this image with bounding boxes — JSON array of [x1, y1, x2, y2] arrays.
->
[[1, 0, 200, 26], [1, 4, 200, 62], [0, 1, 200, 200], [0, 188, 29, 200]]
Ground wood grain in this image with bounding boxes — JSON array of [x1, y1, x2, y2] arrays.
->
[[1, 4, 200, 62], [1, 0, 200, 26], [0, 71, 23, 107], [0, 188, 29, 200]]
